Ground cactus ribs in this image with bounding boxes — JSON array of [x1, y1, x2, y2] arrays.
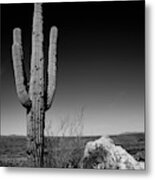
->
[[12, 3, 58, 167]]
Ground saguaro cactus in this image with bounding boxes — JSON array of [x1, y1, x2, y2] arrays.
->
[[12, 3, 58, 167]]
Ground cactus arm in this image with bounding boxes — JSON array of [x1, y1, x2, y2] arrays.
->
[[12, 28, 31, 108], [46, 26, 58, 110]]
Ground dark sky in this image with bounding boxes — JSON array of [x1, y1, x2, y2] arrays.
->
[[1, 1, 145, 136]]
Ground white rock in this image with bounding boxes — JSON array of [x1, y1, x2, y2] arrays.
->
[[80, 136, 144, 170]]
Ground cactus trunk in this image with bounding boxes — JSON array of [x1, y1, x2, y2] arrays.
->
[[12, 3, 58, 167], [27, 3, 45, 167]]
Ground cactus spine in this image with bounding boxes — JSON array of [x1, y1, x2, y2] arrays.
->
[[12, 3, 58, 167]]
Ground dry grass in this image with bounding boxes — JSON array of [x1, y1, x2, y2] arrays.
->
[[44, 107, 85, 168], [0, 133, 145, 168], [0, 107, 145, 169]]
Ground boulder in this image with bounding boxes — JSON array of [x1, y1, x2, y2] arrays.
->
[[80, 136, 144, 170]]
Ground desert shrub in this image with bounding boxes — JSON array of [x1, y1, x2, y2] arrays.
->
[[0, 157, 28, 167], [44, 107, 85, 168], [81, 146, 108, 169], [44, 137, 85, 168], [134, 150, 145, 162]]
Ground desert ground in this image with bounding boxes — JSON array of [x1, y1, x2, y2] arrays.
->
[[0, 133, 145, 168]]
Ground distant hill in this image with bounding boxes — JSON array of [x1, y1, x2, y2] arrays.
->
[[0, 132, 145, 167]]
